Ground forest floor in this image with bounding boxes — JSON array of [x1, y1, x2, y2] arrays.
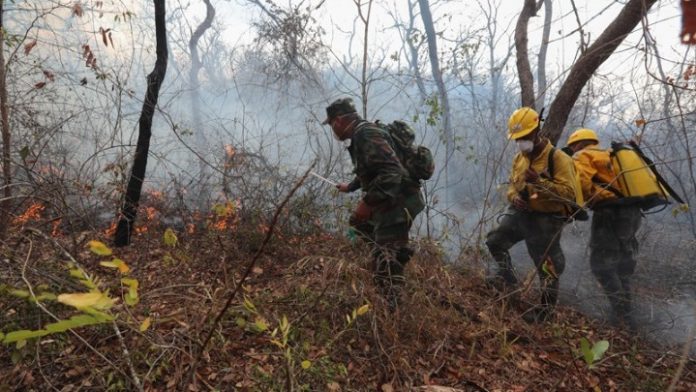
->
[[1, 204, 695, 391]]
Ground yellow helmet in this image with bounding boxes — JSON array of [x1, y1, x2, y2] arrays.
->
[[567, 128, 599, 146], [507, 107, 540, 140]]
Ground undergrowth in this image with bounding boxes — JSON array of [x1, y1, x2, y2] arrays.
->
[[0, 198, 694, 391]]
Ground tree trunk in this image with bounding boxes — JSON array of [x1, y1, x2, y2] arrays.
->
[[0, 2, 10, 240], [356, 0, 373, 118], [535, 0, 552, 110], [542, 0, 658, 143], [406, 0, 427, 101], [418, 0, 452, 175], [114, 0, 168, 247], [189, 0, 215, 209], [515, 0, 537, 108]]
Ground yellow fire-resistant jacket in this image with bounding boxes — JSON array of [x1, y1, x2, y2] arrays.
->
[[572, 146, 620, 206], [506, 139, 578, 214]]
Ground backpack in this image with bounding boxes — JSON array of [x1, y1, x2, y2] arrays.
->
[[547, 147, 589, 221], [601, 141, 685, 211], [377, 120, 435, 181]]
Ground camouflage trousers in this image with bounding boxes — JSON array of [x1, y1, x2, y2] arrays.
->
[[485, 208, 567, 310], [589, 205, 642, 321], [352, 191, 424, 308]]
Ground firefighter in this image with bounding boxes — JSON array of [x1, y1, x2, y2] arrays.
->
[[486, 107, 579, 323], [323, 98, 425, 309], [566, 128, 642, 327]]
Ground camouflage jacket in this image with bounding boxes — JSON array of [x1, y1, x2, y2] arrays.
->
[[347, 121, 409, 206]]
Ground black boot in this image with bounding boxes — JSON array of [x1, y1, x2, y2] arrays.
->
[[523, 278, 558, 324], [486, 248, 519, 291]]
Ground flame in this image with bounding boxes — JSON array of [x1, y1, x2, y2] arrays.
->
[[135, 226, 148, 234], [104, 221, 117, 236], [144, 206, 157, 221], [13, 203, 45, 225], [212, 219, 228, 231]]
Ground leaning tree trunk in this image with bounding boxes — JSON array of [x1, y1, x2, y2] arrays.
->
[[541, 0, 658, 143], [114, 0, 168, 247], [0, 2, 11, 240]]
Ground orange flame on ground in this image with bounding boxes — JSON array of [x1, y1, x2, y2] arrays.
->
[[144, 207, 157, 221], [13, 203, 45, 225], [105, 221, 117, 236], [212, 219, 229, 231]]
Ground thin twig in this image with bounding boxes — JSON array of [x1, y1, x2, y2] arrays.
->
[[182, 162, 317, 391], [113, 322, 144, 391]]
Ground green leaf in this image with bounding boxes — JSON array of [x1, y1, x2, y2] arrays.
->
[[44, 314, 102, 333], [580, 337, 593, 366], [139, 317, 152, 332], [162, 253, 176, 266], [243, 296, 257, 314], [88, 240, 113, 256], [9, 289, 30, 298], [3, 329, 49, 343], [69, 268, 85, 279], [356, 304, 370, 316], [121, 278, 139, 306], [58, 291, 115, 310], [100, 258, 130, 274], [163, 228, 178, 247], [591, 340, 609, 362], [252, 318, 268, 333], [34, 292, 57, 301]]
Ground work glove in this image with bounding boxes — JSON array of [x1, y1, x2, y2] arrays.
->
[[524, 168, 540, 183], [511, 195, 528, 211], [349, 200, 372, 226], [336, 182, 351, 193]]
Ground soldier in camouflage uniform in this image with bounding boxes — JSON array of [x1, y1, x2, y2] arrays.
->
[[566, 128, 642, 327], [486, 107, 579, 323], [322, 98, 425, 308]]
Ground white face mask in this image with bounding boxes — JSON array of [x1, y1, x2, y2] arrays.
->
[[516, 139, 534, 153]]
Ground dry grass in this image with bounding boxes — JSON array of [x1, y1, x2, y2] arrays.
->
[[1, 214, 695, 391]]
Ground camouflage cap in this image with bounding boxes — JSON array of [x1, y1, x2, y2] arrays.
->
[[322, 98, 357, 124]]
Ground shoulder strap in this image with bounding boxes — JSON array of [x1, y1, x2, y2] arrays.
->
[[547, 147, 556, 180]]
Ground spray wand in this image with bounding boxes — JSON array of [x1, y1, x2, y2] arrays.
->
[[310, 171, 337, 187]]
